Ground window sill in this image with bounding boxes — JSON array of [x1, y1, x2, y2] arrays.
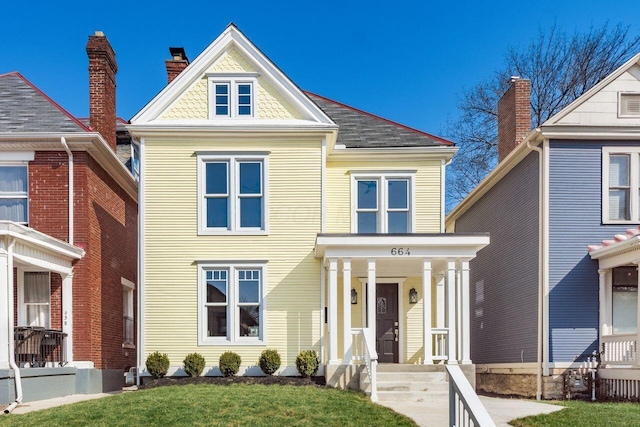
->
[[198, 338, 266, 346], [603, 220, 640, 225], [122, 343, 136, 349], [198, 229, 268, 236]]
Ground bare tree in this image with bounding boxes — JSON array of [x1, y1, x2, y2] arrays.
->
[[446, 23, 640, 211]]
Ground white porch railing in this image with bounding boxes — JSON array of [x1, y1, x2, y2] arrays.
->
[[602, 334, 637, 366], [432, 328, 449, 361], [447, 365, 495, 427], [351, 327, 378, 402]]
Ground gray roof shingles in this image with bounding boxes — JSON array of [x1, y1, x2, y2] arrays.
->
[[0, 72, 89, 133], [305, 92, 453, 148]]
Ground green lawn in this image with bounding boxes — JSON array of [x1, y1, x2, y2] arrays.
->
[[512, 400, 640, 427], [0, 384, 416, 427]]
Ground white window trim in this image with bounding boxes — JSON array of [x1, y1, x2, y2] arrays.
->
[[350, 171, 416, 233], [122, 277, 135, 348], [0, 161, 30, 225], [197, 262, 267, 346], [17, 268, 51, 328], [618, 92, 640, 118], [602, 147, 640, 224], [207, 75, 258, 119], [197, 153, 269, 235]]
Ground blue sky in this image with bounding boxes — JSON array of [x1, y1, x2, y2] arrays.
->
[[2, 1, 639, 140]]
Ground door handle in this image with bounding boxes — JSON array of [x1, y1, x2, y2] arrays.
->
[[394, 329, 399, 342]]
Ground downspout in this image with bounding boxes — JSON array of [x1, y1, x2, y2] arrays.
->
[[136, 137, 145, 387], [527, 138, 544, 401], [4, 238, 21, 414], [61, 137, 73, 244]]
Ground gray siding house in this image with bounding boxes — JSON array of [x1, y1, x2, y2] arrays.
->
[[447, 52, 640, 399]]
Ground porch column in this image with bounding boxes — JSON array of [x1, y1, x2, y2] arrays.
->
[[456, 266, 462, 362], [342, 259, 352, 364], [598, 269, 608, 343], [436, 272, 445, 328], [0, 246, 9, 369], [637, 266, 640, 368], [461, 261, 471, 364], [446, 260, 457, 364], [367, 259, 376, 332], [62, 273, 74, 363], [422, 259, 432, 364], [328, 258, 339, 364]]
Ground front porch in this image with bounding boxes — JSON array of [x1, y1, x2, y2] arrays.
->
[[315, 233, 489, 396]]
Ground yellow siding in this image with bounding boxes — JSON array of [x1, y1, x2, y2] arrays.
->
[[162, 48, 303, 121], [143, 137, 323, 367], [325, 159, 442, 233]]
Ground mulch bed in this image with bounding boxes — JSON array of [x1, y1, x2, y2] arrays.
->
[[139, 375, 326, 390]]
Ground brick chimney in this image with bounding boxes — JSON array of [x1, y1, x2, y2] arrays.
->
[[497, 77, 531, 162], [165, 47, 189, 84], [86, 31, 118, 152]]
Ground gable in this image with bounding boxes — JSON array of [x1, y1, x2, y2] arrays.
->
[[132, 25, 332, 126]]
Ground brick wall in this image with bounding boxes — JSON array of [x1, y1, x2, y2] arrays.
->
[[498, 78, 531, 162]]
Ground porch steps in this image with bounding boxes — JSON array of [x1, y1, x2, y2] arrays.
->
[[361, 364, 473, 402]]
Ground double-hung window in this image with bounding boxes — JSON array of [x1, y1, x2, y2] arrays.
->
[[353, 173, 413, 233], [198, 154, 267, 234], [0, 164, 28, 224], [603, 148, 640, 223], [19, 271, 50, 328], [208, 76, 256, 118], [199, 263, 266, 345], [612, 266, 638, 334]]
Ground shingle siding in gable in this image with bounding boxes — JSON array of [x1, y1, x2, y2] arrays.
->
[[456, 152, 540, 364], [548, 140, 640, 363]]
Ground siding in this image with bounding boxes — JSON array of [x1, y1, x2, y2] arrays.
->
[[143, 137, 322, 367], [548, 140, 640, 362], [456, 152, 539, 364], [325, 159, 442, 233]]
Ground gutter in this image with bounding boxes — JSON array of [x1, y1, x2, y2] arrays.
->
[[4, 239, 21, 414]]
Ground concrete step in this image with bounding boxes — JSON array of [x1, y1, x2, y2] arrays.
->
[[376, 380, 449, 393], [375, 372, 448, 382], [377, 363, 447, 373], [376, 390, 449, 402]]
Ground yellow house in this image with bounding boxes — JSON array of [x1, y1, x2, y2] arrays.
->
[[128, 24, 489, 398]]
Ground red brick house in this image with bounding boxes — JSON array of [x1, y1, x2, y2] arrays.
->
[[0, 32, 137, 406]]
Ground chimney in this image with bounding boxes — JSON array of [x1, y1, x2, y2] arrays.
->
[[165, 47, 189, 84], [86, 31, 118, 152], [497, 77, 531, 162]]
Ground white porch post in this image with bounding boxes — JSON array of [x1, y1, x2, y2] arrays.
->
[[328, 258, 339, 364], [342, 259, 352, 364], [598, 269, 608, 344], [62, 273, 74, 363], [637, 265, 640, 368], [367, 259, 376, 331], [446, 260, 457, 364], [456, 265, 462, 362], [0, 245, 9, 369], [436, 272, 445, 328], [461, 261, 471, 364], [422, 259, 433, 364]]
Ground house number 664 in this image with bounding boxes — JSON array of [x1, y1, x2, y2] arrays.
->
[[390, 247, 410, 256]]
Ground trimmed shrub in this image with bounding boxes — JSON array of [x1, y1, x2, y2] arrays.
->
[[183, 352, 206, 378], [258, 349, 281, 375], [219, 351, 242, 377], [146, 351, 170, 379], [295, 350, 319, 378]]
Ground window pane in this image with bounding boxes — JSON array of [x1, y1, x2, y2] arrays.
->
[[207, 306, 227, 337], [610, 189, 630, 220], [238, 84, 251, 95], [388, 212, 408, 233], [26, 305, 49, 328], [239, 305, 260, 337], [0, 166, 27, 192], [388, 180, 408, 209], [207, 198, 228, 228], [238, 106, 251, 116], [238, 95, 251, 104], [207, 279, 227, 303], [613, 286, 637, 334], [239, 276, 259, 303], [0, 199, 27, 222], [239, 162, 261, 194], [24, 272, 49, 303], [358, 180, 377, 209], [240, 198, 262, 228], [215, 95, 228, 105], [610, 155, 630, 187], [205, 163, 227, 194], [358, 212, 377, 233], [215, 85, 229, 95], [216, 106, 228, 115]]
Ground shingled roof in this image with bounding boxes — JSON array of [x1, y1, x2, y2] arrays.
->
[[305, 92, 453, 148], [0, 72, 90, 133]]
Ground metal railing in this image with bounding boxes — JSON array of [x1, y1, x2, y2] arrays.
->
[[351, 327, 378, 402], [123, 316, 134, 345], [601, 334, 637, 366], [14, 326, 67, 367], [447, 365, 495, 427]]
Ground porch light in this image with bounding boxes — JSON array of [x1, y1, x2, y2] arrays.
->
[[351, 289, 358, 304], [409, 288, 418, 304]]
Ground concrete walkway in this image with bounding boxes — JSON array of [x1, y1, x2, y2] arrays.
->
[[379, 394, 564, 427], [4, 390, 563, 426]]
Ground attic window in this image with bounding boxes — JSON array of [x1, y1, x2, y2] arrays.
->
[[208, 76, 257, 119], [620, 93, 640, 117]]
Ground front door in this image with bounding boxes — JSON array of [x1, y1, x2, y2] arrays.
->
[[376, 283, 399, 363]]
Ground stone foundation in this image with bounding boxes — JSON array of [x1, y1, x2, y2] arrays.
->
[[476, 372, 564, 399]]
